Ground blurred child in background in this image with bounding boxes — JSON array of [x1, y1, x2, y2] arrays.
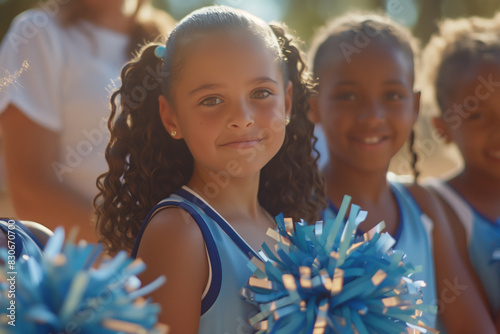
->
[[423, 13, 500, 329], [309, 12, 496, 332], [0, 0, 174, 242]]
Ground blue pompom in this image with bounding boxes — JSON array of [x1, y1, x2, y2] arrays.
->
[[0, 227, 167, 334], [241, 195, 437, 334]]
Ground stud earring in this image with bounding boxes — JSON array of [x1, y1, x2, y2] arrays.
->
[[170, 130, 177, 137], [285, 116, 290, 125]]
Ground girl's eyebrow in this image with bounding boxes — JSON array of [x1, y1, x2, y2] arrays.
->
[[383, 79, 407, 85], [251, 76, 279, 85], [189, 77, 279, 96], [332, 80, 358, 86], [189, 83, 223, 96], [331, 80, 408, 87]]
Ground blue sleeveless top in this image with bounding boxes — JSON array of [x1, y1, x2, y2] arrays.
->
[[428, 179, 500, 314], [132, 186, 259, 333], [0, 219, 45, 263], [322, 180, 438, 329]]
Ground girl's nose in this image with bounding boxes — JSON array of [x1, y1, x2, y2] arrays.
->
[[229, 99, 255, 129], [357, 101, 385, 124]]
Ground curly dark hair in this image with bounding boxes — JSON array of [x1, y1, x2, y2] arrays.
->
[[94, 6, 326, 254], [308, 12, 419, 82], [421, 13, 500, 116]]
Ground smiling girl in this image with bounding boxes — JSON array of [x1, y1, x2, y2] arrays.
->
[[423, 14, 500, 330], [308, 13, 496, 333], [94, 6, 325, 333]]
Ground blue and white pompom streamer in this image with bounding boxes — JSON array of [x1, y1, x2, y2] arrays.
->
[[241, 195, 437, 334], [0, 227, 167, 334]]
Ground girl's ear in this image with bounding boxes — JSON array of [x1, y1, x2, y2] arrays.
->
[[158, 95, 182, 139], [284, 81, 293, 119], [432, 117, 453, 144], [308, 95, 320, 123]]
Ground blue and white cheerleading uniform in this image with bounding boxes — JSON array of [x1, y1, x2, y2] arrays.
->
[[322, 180, 438, 329], [132, 186, 259, 333], [428, 179, 500, 314]]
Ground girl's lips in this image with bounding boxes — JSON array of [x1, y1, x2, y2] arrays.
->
[[359, 136, 384, 144], [220, 138, 263, 149], [350, 135, 389, 146]]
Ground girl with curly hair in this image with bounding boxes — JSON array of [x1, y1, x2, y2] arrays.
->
[[94, 6, 325, 333], [308, 12, 496, 333]]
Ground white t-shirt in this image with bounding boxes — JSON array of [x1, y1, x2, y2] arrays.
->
[[0, 9, 129, 201]]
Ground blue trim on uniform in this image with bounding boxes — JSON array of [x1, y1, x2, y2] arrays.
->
[[0, 219, 22, 259], [324, 186, 404, 246], [0, 219, 45, 259], [15, 220, 45, 250], [390, 185, 404, 245], [131, 199, 222, 316], [177, 187, 261, 260], [446, 183, 499, 226]]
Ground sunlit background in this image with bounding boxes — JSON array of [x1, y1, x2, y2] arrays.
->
[[2, 0, 500, 45], [0, 0, 499, 215]]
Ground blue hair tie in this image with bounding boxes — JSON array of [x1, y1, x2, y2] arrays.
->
[[154, 45, 166, 59]]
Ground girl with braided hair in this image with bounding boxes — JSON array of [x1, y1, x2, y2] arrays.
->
[[94, 6, 325, 333], [308, 12, 495, 333]]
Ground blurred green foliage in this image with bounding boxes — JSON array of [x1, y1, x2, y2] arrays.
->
[[1, 0, 499, 49], [0, 0, 37, 42]]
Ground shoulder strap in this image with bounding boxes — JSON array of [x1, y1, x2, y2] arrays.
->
[[426, 179, 474, 245], [177, 187, 261, 260], [131, 199, 222, 316], [0, 219, 45, 259], [390, 181, 434, 245], [0, 219, 22, 259], [15, 220, 45, 250]]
